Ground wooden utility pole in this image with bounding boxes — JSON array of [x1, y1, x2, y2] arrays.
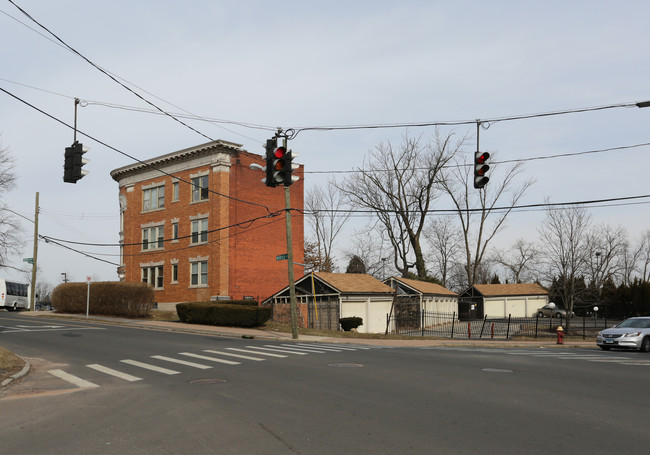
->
[[30, 192, 39, 310]]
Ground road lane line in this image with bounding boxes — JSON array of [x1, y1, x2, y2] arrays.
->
[[201, 350, 265, 361], [86, 364, 142, 381], [179, 352, 241, 365], [226, 347, 287, 358], [48, 369, 99, 388], [120, 359, 181, 375]]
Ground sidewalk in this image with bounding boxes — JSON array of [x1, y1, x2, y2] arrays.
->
[[19, 311, 597, 349]]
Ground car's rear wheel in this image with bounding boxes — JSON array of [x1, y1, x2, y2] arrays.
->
[[640, 337, 650, 353], [556, 312, 562, 318], [599, 346, 612, 351], [538, 312, 544, 318]]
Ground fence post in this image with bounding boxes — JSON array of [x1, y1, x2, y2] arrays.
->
[[421, 308, 425, 337], [451, 312, 456, 338], [583, 315, 586, 340], [535, 314, 539, 339], [506, 314, 511, 339], [480, 315, 487, 338], [468, 322, 471, 339]]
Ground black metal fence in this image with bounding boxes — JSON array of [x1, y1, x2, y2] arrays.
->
[[387, 310, 622, 340]]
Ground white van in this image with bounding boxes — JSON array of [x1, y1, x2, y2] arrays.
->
[[0, 279, 30, 311]]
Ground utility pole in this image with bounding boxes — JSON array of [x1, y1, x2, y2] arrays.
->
[[282, 134, 299, 340], [30, 192, 39, 311]]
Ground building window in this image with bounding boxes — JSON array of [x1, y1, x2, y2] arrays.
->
[[191, 175, 209, 202], [172, 222, 179, 241], [142, 226, 164, 250], [142, 265, 164, 289], [171, 263, 178, 283], [172, 181, 179, 202], [143, 185, 164, 211], [190, 261, 208, 286], [191, 218, 208, 244]]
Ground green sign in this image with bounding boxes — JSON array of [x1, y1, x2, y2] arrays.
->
[[23, 258, 34, 264], [276, 254, 288, 261]]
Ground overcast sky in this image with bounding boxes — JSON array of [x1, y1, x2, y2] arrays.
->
[[1, 0, 649, 287]]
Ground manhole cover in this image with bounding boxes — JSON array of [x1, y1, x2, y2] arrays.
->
[[481, 368, 514, 373], [328, 363, 364, 368], [190, 378, 227, 384]]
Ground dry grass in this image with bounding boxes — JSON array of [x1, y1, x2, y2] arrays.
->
[[0, 345, 25, 382]]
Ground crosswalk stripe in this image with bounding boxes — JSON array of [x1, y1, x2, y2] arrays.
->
[[276, 344, 327, 353], [202, 350, 265, 361], [295, 343, 346, 352], [86, 364, 142, 381], [226, 347, 288, 358], [48, 369, 99, 388], [151, 355, 213, 369], [179, 352, 241, 365], [249, 346, 307, 355], [120, 359, 181, 375]]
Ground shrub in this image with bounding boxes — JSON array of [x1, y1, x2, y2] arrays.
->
[[51, 282, 155, 318], [176, 302, 271, 327], [340, 316, 363, 331]]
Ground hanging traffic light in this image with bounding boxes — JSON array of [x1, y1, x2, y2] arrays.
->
[[474, 151, 490, 189], [264, 138, 278, 187], [263, 138, 299, 187], [63, 141, 90, 183]]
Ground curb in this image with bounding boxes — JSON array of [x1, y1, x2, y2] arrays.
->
[[0, 357, 31, 388]]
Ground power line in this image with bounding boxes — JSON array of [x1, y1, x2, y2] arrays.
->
[[0, 86, 272, 212], [7, 0, 220, 144]]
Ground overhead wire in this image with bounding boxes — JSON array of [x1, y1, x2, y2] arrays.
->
[[0, 86, 272, 213]]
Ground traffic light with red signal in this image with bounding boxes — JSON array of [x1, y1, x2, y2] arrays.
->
[[263, 138, 299, 187], [474, 151, 490, 189]]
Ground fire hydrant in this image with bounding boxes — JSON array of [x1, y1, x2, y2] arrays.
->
[[556, 326, 565, 345]]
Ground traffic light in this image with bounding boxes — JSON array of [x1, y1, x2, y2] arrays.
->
[[474, 151, 490, 189], [263, 138, 299, 187], [63, 141, 89, 183]]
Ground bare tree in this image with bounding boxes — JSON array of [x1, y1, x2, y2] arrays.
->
[[585, 224, 629, 289], [342, 226, 393, 279], [635, 230, 650, 283], [0, 140, 21, 269], [491, 238, 539, 284], [336, 132, 464, 278], [305, 183, 350, 272], [440, 150, 534, 289], [423, 216, 463, 287], [538, 205, 592, 331]]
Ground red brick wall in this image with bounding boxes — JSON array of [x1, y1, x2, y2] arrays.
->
[[117, 147, 304, 304]]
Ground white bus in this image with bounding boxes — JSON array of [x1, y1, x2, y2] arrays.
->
[[0, 279, 30, 311]]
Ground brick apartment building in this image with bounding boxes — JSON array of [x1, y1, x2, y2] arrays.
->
[[110, 140, 304, 305]]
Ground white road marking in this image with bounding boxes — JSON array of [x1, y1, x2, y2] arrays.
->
[[48, 369, 99, 388], [202, 350, 265, 361], [226, 347, 287, 358], [179, 352, 241, 365], [120, 359, 181, 375], [151, 355, 213, 369], [86, 364, 143, 381], [249, 346, 307, 355], [276, 344, 328, 353]]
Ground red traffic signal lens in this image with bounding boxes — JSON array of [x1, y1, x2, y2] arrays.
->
[[476, 152, 489, 164], [274, 147, 286, 159]]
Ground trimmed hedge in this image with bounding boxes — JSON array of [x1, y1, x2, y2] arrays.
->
[[176, 302, 271, 328], [51, 282, 155, 318], [340, 316, 363, 331]]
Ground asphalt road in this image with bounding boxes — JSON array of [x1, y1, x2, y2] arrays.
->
[[1, 312, 649, 454]]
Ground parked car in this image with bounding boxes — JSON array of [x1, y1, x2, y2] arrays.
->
[[536, 304, 574, 318], [596, 316, 650, 351]]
